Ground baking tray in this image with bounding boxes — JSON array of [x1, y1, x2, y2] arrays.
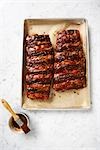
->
[[22, 18, 91, 110]]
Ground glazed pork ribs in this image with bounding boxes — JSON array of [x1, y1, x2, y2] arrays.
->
[[25, 30, 86, 99], [53, 30, 86, 91], [25, 34, 53, 100]]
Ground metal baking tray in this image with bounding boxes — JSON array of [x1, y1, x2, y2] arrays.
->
[[22, 18, 91, 110]]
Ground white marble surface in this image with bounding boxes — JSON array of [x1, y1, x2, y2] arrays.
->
[[0, 1, 100, 150]]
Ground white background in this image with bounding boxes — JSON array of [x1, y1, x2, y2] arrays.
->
[[0, 1, 100, 150]]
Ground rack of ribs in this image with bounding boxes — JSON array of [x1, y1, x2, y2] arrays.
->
[[53, 30, 86, 91], [25, 34, 53, 100]]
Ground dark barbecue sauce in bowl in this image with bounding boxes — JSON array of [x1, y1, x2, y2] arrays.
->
[[9, 113, 29, 132]]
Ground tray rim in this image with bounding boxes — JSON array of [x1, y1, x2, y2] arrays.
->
[[21, 18, 91, 110]]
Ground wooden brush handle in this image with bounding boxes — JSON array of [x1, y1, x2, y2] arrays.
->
[[1, 99, 19, 120]]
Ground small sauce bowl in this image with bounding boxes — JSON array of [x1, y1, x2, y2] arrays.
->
[[9, 113, 30, 133]]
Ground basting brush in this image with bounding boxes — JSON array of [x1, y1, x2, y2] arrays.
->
[[1, 99, 30, 134]]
